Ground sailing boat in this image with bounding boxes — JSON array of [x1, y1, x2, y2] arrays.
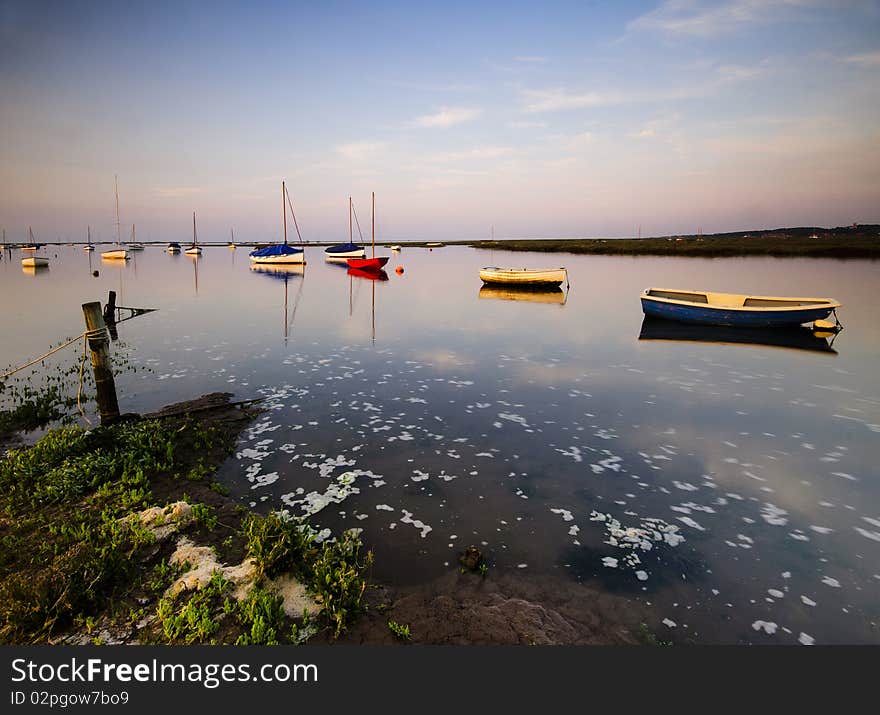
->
[[250, 181, 305, 264], [21, 227, 49, 267], [229, 228, 236, 249], [84, 225, 95, 251], [347, 192, 389, 271], [102, 176, 130, 259], [324, 197, 365, 260], [21, 226, 39, 251], [127, 224, 144, 250], [185, 212, 202, 255]]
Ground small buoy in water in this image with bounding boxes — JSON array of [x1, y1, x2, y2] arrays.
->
[[395, 265, 404, 274], [92, 270, 99, 277]]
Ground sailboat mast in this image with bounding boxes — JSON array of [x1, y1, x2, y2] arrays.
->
[[115, 175, 121, 245], [192, 212, 197, 246], [371, 191, 375, 258], [349, 196, 353, 244], [88, 225, 91, 244], [282, 180, 288, 245]]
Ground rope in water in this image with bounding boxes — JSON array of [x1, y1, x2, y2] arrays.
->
[[1, 327, 109, 425]]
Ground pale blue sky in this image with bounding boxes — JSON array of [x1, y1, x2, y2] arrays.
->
[[1, 0, 878, 242]]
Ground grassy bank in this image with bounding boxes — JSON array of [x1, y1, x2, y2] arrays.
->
[[0, 398, 372, 645], [466, 225, 880, 258]]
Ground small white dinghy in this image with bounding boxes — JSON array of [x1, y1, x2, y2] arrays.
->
[[479, 266, 568, 287]]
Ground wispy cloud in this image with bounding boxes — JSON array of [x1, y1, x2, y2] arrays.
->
[[414, 106, 482, 128], [335, 142, 385, 161], [520, 87, 623, 112], [423, 146, 516, 164], [843, 51, 880, 68], [629, 0, 824, 37], [520, 62, 765, 113]]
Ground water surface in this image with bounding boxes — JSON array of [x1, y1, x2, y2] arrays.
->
[[1, 244, 878, 644]]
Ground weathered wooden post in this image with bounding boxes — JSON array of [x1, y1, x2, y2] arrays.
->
[[103, 290, 117, 325], [81, 301, 120, 424]]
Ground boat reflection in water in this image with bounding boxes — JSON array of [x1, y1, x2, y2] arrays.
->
[[346, 266, 386, 344], [21, 263, 49, 276], [638, 316, 839, 355], [347, 267, 388, 282], [250, 263, 305, 343], [478, 284, 566, 305]]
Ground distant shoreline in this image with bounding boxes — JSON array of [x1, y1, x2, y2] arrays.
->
[[5, 224, 878, 257], [466, 225, 880, 258]]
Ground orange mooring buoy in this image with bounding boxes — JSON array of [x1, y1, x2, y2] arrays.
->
[[395, 266, 404, 274]]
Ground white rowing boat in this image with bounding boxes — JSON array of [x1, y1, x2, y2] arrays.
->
[[479, 266, 568, 287]]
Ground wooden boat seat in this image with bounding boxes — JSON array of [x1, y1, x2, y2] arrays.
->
[[647, 290, 708, 303], [743, 298, 824, 307]]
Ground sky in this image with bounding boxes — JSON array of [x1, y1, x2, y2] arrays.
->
[[1, 0, 879, 243]]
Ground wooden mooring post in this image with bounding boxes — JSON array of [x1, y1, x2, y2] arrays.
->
[[81, 301, 120, 425]]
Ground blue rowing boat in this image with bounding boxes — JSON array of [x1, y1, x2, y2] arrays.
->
[[640, 288, 840, 328]]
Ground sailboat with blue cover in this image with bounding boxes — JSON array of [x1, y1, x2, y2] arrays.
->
[[250, 180, 305, 265], [324, 197, 365, 260]]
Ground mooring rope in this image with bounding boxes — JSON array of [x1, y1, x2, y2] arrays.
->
[[2, 327, 108, 427], [0, 332, 86, 382]]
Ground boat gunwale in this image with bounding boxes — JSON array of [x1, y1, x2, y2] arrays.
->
[[641, 288, 840, 313]]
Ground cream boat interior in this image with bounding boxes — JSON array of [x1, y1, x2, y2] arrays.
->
[[644, 289, 840, 311]]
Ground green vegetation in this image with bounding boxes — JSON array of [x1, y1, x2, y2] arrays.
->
[[637, 623, 672, 646], [467, 225, 880, 258], [388, 620, 411, 641], [0, 407, 372, 645]]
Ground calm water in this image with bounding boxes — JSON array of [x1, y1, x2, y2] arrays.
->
[[2, 244, 879, 644]]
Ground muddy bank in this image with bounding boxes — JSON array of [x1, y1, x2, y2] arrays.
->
[[339, 567, 655, 645]]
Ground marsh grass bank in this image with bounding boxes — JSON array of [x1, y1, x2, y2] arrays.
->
[[467, 225, 880, 257], [0, 394, 372, 645]]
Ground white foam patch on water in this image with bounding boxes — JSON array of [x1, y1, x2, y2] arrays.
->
[[400, 510, 432, 538], [550, 508, 575, 522], [832, 472, 858, 482], [602, 557, 618, 568], [252, 472, 279, 489], [636, 570, 648, 581], [662, 618, 676, 628], [854, 527, 880, 542], [752, 620, 778, 635], [498, 412, 531, 429], [591, 511, 685, 555], [810, 526, 834, 535], [801, 595, 817, 606], [412, 470, 429, 482], [821, 576, 841, 588], [798, 632, 815, 645], [558, 446, 583, 462], [673, 481, 699, 491], [376, 504, 394, 511], [591, 454, 623, 474], [761, 503, 789, 526], [281, 471, 360, 517], [677, 516, 705, 531], [768, 589, 784, 598]]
